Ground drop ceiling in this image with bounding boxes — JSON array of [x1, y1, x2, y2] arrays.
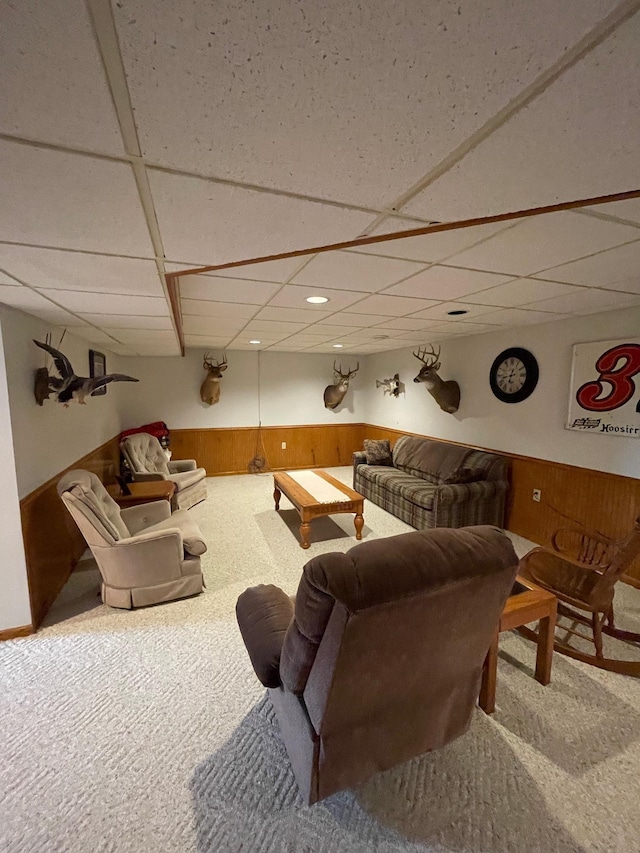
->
[[0, 0, 638, 356]]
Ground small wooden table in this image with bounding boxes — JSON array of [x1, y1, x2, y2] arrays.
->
[[273, 469, 364, 549], [106, 481, 176, 508], [479, 575, 558, 714]]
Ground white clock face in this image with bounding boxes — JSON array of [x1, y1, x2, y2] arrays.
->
[[496, 357, 526, 394]]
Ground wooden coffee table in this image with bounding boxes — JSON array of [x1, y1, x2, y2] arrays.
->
[[106, 480, 176, 508], [479, 575, 558, 714], [273, 469, 364, 549]]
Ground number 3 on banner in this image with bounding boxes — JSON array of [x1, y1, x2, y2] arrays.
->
[[576, 343, 640, 412]]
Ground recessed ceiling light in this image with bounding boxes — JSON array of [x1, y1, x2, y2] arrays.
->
[[306, 295, 329, 304], [447, 309, 469, 316], [332, 343, 344, 348], [249, 339, 262, 344]]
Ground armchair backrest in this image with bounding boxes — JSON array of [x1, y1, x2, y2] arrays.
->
[[120, 432, 170, 476], [280, 526, 517, 774], [57, 469, 130, 547]]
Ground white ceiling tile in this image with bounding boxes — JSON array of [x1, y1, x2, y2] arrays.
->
[[117, 0, 619, 207], [403, 14, 640, 221], [266, 284, 364, 311], [363, 215, 435, 237], [477, 307, 564, 325], [149, 170, 373, 266], [255, 306, 332, 323], [344, 294, 440, 316], [68, 327, 120, 346], [0, 141, 154, 256], [243, 320, 308, 334], [81, 314, 174, 330], [183, 315, 246, 335], [228, 340, 281, 350], [463, 277, 583, 306], [40, 291, 169, 316], [586, 198, 640, 226], [0, 0, 124, 155], [324, 312, 395, 327], [130, 343, 182, 357], [107, 344, 138, 357], [106, 329, 178, 345], [178, 275, 280, 304], [373, 317, 439, 331], [291, 250, 424, 292], [0, 272, 21, 286], [168, 255, 310, 282], [534, 240, 640, 292], [353, 220, 515, 262], [310, 323, 363, 335], [184, 335, 234, 347], [181, 299, 259, 319], [445, 212, 640, 276], [27, 307, 88, 327], [524, 289, 640, 315], [0, 245, 162, 295], [408, 302, 497, 321], [382, 265, 514, 299], [0, 284, 60, 312]]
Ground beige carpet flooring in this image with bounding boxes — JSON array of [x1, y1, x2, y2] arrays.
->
[[2, 467, 640, 853]]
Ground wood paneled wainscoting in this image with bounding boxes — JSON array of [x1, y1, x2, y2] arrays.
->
[[361, 425, 640, 585], [170, 423, 365, 476], [20, 436, 120, 630]]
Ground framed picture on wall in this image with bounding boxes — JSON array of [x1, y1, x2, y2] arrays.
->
[[89, 349, 107, 396], [567, 338, 640, 437]]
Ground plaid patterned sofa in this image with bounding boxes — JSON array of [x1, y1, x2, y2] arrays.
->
[[353, 435, 509, 530]]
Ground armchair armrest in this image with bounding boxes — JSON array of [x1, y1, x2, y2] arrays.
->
[[130, 472, 167, 483], [236, 584, 294, 688], [120, 500, 171, 534], [97, 529, 184, 587], [169, 459, 197, 473]]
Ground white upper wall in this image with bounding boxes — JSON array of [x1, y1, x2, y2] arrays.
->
[[0, 306, 125, 498], [118, 349, 364, 430], [0, 315, 31, 630], [362, 306, 640, 479]]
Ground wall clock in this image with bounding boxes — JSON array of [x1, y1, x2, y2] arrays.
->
[[490, 348, 539, 403]]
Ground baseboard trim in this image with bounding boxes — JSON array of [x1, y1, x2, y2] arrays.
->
[[0, 624, 33, 642]]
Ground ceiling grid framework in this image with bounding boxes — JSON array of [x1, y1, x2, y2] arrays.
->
[[0, 0, 639, 355]]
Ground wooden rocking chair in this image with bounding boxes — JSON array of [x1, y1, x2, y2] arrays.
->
[[518, 516, 640, 676]]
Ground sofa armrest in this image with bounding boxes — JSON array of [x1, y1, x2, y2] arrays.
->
[[120, 500, 172, 534], [236, 585, 294, 688], [169, 459, 197, 473], [131, 472, 167, 483], [436, 480, 508, 506], [352, 451, 367, 488]]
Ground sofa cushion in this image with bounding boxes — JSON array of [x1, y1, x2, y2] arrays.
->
[[356, 465, 437, 510], [363, 439, 392, 465], [392, 435, 471, 484], [442, 467, 485, 485]]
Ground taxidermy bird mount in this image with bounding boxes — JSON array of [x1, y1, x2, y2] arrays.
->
[[33, 339, 138, 406]]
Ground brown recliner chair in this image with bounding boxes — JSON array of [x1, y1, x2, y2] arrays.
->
[[236, 525, 518, 804]]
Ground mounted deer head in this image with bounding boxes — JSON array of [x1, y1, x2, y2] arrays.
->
[[413, 345, 460, 414], [200, 352, 228, 405], [323, 361, 359, 410]]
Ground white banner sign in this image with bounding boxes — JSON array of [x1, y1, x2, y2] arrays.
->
[[567, 338, 640, 438]]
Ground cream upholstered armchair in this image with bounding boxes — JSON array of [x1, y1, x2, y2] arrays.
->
[[120, 432, 207, 510], [58, 469, 206, 609]]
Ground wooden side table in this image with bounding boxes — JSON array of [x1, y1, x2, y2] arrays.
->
[[106, 481, 176, 508], [479, 576, 558, 714]]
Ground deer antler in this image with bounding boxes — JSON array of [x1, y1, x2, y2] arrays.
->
[[413, 344, 441, 366], [348, 361, 360, 377], [204, 351, 227, 370], [203, 351, 213, 369]]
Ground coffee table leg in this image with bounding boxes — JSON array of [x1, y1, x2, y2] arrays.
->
[[479, 629, 498, 715], [273, 484, 281, 511], [535, 599, 557, 685], [300, 521, 311, 549], [354, 512, 364, 540]]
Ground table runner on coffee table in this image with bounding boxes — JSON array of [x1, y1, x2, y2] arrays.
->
[[286, 470, 349, 503]]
